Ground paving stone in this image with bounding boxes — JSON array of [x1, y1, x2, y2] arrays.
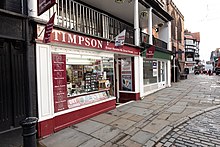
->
[[151, 126, 173, 143], [168, 137, 175, 142], [91, 125, 121, 142], [132, 102, 154, 109], [117, 104, 133, 111], [124, 126, 140, 136], [134, 119, 150, 128], [125, 106, 154, 116], [107, 109, 127, 117], [90, 113, 119, 124], [40, 128, 91, 147], [78, 138, 104, 147], [166, 104, 187, 113], [120, 112, 134, 119], [128, 115, 145, 122], [144, 140, 155, 147], [130, 130, 154, 144], [123, 139, 143, 147], [156, 113, 171, 120], [142, 119, 171, 134], [110, 133, 130, 145], [101, 142, 118, 147], [164, 141, 172, 147], [201, 141, 215, 146], [155, 142, 163, 147], [74, 120, 106, 134], [174, 143, 187, 147], [110, 118, 136, 131]]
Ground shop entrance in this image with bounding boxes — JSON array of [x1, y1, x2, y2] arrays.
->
[[114, 55, 134, 103], [0, 39, 27, 132]]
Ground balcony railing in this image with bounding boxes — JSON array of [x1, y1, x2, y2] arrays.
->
[[140, 32, 149, 44], [153, 37, 167, 49], [140, 32, 167, 50], [55, 0, 134, 44]]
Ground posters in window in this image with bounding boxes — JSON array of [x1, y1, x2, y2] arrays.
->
[[121, 57, 132, 91], [153, 61, 157, 77]]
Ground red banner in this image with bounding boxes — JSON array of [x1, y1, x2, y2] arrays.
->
[[43, 12, 56, 43], [146, 46, 155, 58], [37, 0, 56, 16]]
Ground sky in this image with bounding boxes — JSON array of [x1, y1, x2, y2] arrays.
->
[[172, 0, 220, 62]]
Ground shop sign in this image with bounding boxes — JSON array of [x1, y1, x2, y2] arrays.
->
[[121, 57, 132, 91], [52, 54, 68, 112], [37, 25, 140, 55], [67, 91, 108, 109], [43, 12, 56, 43], [146, 46, 155, 58], [37, 0, 56, 16]]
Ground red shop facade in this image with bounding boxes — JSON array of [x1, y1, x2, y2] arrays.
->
[[36, 25, 141, 138]]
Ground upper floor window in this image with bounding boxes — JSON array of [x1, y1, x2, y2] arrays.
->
[[185, 39, 194, 46], [0, 0, 23, 14], [177, 18, 182, 43]]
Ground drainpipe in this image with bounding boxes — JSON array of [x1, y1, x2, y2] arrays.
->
[[134, 0, 140, 46], [148, 7, 153, 45]]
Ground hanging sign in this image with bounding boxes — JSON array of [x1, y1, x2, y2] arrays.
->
[[43, 12, 56, 43], [37, 0, 56, 16], [146, 46, 155, 58]]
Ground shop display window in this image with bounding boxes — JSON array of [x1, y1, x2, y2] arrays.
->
[[143, 59, 157, 84], [66, 55, 114, 98]]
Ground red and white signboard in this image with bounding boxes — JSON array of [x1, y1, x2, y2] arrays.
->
[[52, 54, 68, 112], [37, 0, 56, 16], [37, 25, 140, 55], [43, 12, 56, 43], [146, 46, 156, 58]]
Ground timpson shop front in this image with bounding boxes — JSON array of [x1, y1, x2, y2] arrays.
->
[[36, 25, 141, 137]]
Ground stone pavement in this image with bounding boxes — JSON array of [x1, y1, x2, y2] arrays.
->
[[39, 74, 220, 147]]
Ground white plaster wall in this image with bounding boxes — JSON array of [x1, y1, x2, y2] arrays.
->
[[139, 57, 144, 97], [36, 44, 54, 122], [134, 56, 140, 93], [158, 23, 169, 43]]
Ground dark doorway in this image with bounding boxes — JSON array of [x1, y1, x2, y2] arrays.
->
[[0, 39, 27, 132]]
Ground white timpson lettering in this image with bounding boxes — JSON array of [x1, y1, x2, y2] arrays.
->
[[97, 40, 103, 48], [67, 34, 77, 44], [67, 34, 73, 43], [73, 35, 77, 44], [85, 37, 90, 46], [54, 31, 60, 41], [91, 39, 97, 47], [106, 41, 110, 46], [78, 36, 84, 45], [62, 32, 66, 42]]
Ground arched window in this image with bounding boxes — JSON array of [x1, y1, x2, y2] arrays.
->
[[171, 11, 176, 40], [177, 18, 182, 43]]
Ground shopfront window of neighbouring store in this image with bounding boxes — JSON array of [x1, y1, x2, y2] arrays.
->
[[143, 59, 157, 85], [66, 55, 114, 97]]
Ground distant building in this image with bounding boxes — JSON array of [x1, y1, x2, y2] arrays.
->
[[184, 30, 200, 73], [167, 0, 185, 82]]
